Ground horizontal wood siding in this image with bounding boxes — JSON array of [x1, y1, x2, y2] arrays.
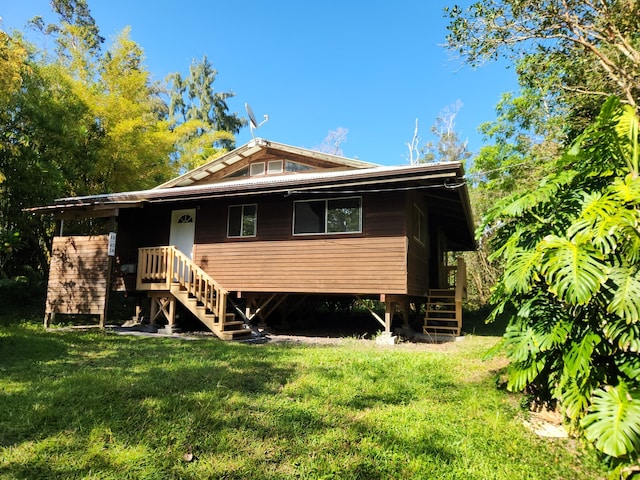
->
[[194, 236, 408, 294], [194, 191, 408, 244], [45, 235, 110, 315]]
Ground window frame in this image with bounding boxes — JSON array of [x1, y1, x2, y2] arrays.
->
[[227, 203, 258, 238], [267, 159, 283, 174], [292, 196, 363, 236], [412, 203, 427, 246], [249, 162, 265, 176]]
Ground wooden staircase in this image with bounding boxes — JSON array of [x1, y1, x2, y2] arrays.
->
[[423, 257, 466, 338], [136, 246, 253, 340]]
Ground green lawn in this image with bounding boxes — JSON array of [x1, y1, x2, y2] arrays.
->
[[0, 319, 607, 479]]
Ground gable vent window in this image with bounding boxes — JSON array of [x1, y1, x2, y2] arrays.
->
[[285, 161, 312, 173], [249, 162, 265, 176], [267, 160, 283, 174], [293, 197, 362, 235], [228, 204, 257, 237]]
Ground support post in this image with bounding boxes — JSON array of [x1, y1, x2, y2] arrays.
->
[[150, 296, 158, 325], [376, 298, 398, 345], [384, 299, 393, 334]]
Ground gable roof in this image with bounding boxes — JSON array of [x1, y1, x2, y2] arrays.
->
[[156, 138, 378, 189], [27, 138, 476, 250]]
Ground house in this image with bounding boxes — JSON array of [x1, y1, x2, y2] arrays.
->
[[31, 138, 476, 340]]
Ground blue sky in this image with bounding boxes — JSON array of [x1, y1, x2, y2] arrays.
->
[[2, 1, 519, 166]]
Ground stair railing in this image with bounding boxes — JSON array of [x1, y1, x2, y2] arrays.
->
[[137, 246, 228, 321]]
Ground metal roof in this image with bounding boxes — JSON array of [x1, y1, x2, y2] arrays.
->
[[27, 149, 476, 250], [43, 162, 465, 207]]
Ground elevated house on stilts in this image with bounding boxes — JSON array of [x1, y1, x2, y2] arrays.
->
[[31, 138, 476, 341]]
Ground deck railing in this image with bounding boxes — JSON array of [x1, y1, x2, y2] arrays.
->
[[136, 246, 228, 320]]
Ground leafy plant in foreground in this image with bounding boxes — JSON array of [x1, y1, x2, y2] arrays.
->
[[482, 97, 640, 462]]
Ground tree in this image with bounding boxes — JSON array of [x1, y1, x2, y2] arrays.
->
[[445, 1, 640, 111], [84, 27, 175, 193], [315, 127, 349, 156], [406, 101, 472, 165], [482, 97, 640, 461], [167, 56, 245, 170], [28, 1, 176, 195], [422, 101, 472, 164], [446, 1, 640, 308], [0, 30, 29, 185], [0, 2, 177, 290], [0, 58, 90, 281], [29, 0, 104, 82]]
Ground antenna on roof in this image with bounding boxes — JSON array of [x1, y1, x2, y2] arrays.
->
[[245, 103, 269, 138]]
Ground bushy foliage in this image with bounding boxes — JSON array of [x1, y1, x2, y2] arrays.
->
[[482, 97, 640, 461]]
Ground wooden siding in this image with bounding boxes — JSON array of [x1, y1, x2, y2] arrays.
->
[[194, 191, 407, 244], [194, 236, 408, 294], [45, 235, 110, 315]]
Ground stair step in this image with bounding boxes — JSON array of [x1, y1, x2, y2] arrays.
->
[[218, 328, 253, 341], [423, 327, 460, 336], [222, 321, 246, 330]]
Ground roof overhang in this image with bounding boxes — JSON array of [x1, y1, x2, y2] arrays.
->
[[27, 162, 476, 250]]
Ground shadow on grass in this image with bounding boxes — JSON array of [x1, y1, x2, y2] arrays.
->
[[0, 324, 464, 478]]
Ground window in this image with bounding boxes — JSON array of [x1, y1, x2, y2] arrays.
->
[[293, 197, 362, 235], [285, 160, 312, 173], [228, 204, 257, 237], [177, 214, 194, 224], [249, 162, 265, 176], [413, 204, 427, 246], [267, 160, 283, 174]]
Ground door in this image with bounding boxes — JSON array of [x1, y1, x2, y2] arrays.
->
[[169, 209, 196, 258]]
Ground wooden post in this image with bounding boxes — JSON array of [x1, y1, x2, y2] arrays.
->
[[167, 297, 176, 327], [135, 296, 142, 321], [150, 296, 158, 325], [399, 299, 410, 329], [384, 300, 394, 334]]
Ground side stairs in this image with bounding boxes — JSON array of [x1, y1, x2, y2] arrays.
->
[[137, 246, 253, 340], [423, 288, 461, 338], [170, 284, 252, 340]]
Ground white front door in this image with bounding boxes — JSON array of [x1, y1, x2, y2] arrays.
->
[[169, 209, 196, 258]]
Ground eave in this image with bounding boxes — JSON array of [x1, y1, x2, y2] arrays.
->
[[27, 162, 476, 250]]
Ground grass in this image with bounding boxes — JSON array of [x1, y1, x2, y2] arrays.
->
[[0, 316, 608, 479]]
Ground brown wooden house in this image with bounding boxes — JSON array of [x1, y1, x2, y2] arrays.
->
[[32, 138, 475, 340]]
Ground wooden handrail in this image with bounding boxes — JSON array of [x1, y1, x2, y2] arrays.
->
[[137, 246, 228, 320]]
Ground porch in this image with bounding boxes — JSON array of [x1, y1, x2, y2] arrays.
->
[[136, 247, 467, 341], [135, 246, 253, 340]]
